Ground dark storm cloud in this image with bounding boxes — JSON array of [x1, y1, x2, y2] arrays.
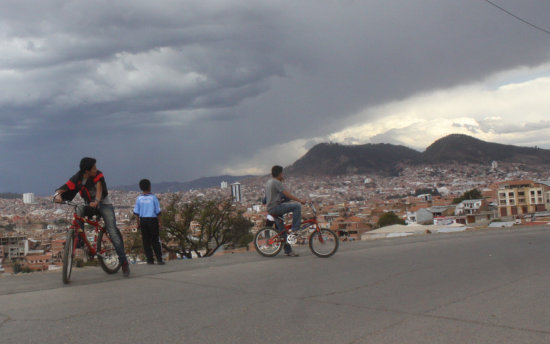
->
[[1, 0, 550, 193]]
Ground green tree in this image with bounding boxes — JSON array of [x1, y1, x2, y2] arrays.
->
[[453, 188, 483, 204], [377, 212, 406, 228], [415, 188, 441, 196], [126, 229, 145, 262], [0, 223, 15, 231], [160, 195, 200, 259], [194, 199, 253, 257], [75, 258, 85, 268], [160, 196, 253, 258], [222, 213, 254, 250]]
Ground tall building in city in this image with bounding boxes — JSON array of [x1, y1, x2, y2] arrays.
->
[[495, 180, 549, 217], [23, 193, 35, 204], [231, 182, 242, 203], [221, 181, 228, 189]]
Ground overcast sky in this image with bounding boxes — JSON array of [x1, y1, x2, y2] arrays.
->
[[1, 0, 550, 194]]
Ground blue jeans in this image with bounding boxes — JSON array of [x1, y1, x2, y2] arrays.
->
[[77, 204, 128, 264], [269, 202, 302, 254]]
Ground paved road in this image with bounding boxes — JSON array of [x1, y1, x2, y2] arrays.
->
[[2, 225, 550, 343]]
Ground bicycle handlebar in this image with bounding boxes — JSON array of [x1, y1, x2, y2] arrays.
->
[[52, 194, 85, 208], [306, 202, 317, 215]]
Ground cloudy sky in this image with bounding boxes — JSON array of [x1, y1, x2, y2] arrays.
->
[[1, 0, 550, 194]]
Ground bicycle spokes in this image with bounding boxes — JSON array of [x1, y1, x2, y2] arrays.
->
[[309, 229, 339, 258], [254, 228, 284, 257]]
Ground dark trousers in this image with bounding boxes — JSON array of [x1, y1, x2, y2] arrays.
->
[[139, 217, 163, 262], [272, 218, 292, 254], [77, 204, 127, 263], [269, 202, 302, 254]]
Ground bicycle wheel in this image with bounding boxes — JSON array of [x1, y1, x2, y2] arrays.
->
[[309, 228, 339, 258], [254, 227, 283, 257], [62, 229, 74, 284], [97, 230, 121, 274]]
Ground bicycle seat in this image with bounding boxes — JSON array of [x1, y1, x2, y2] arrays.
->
[[267, 213, 284, 220], [266, 213, 284, 228]]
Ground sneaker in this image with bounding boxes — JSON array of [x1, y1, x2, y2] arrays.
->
[[285, 251, 299, 257], [157, 261, 165, 265], [146, 260, 155, 265], [122, 261, 130, 277]]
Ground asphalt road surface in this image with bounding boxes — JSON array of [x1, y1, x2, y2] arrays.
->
[[2, 225, 550, 344]]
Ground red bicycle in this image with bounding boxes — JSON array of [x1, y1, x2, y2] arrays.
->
[[254, 203, 339, 258], [57, 201, 121, 284]]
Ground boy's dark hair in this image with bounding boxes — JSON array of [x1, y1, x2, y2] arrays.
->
[[271, 165, 283, 178], [139, 179, 151, 192], [79, 157, 96, 173]]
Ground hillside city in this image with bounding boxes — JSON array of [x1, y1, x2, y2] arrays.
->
[[2, 161, 550, 274]]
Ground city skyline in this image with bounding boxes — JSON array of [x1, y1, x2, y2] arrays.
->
[[1, 1, 550, 195], [2, 159, 550, 274]]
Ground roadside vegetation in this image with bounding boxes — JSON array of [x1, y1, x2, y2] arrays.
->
[[160, 196, 253, 259]]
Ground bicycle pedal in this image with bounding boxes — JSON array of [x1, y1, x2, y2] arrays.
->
[[287, 234, 298, 245]]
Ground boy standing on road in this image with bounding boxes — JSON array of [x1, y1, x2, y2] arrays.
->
[[134, 179, 165, 265], [55, 157, 130, 277]]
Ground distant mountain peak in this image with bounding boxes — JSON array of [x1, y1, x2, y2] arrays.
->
[[423, 134, 550, 164], [286, 134, 550, 176], [286, 141, 421, 176], [114, 134, 550, 190]]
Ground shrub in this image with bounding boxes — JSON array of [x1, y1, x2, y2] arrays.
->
[[75, 258, 85, 268]]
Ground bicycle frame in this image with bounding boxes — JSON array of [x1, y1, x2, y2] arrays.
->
[[56, 198, 123, 282], [267, 204, 326, 245], [68, 211, 104, 257], [255, 202, 338, 258], [60, 199, 114, 261]]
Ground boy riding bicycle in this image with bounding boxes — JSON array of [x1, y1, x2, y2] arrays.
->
[[54, 157, 130, 277], [265, 165, 306, 257]]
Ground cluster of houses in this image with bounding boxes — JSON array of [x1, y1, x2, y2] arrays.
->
[[298, 179, 550, 241], [405, 179, 550, 226], [2, 178, 550, 274]]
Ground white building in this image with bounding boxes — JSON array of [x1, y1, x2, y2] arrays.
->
[[454, 199, 485, 216], [220, 181, 228, 189], [0, 234, 29, 259], [23, 193, 35, 204], [231, 183, 242, 203], [417, 194, 432, 202]]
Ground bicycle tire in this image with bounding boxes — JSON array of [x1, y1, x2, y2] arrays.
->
[[309, 228, 339, 258], [254, 227, 283, 257], [62, 229, 74, 284], [97, 230, 121, 274]]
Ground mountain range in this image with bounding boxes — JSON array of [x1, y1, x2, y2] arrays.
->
[[285, 134, 550, 176], [111, 134, 550, 192]]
